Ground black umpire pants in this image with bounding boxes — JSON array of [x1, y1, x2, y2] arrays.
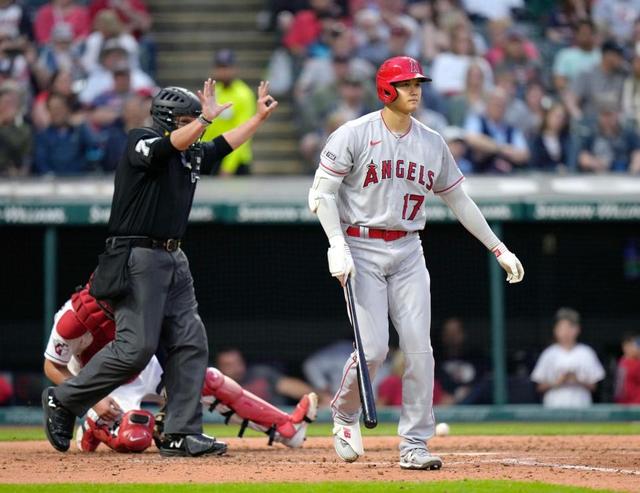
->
[[54, 247, 208, 435]]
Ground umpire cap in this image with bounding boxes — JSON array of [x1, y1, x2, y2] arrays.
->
[[151, 86, 202, 133]]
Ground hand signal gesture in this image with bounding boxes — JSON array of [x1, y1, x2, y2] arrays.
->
[[256, 80, 278, 120], [197, 78, 232, 122]]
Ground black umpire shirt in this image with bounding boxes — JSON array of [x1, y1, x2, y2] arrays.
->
[[107, 127, 232, 239]]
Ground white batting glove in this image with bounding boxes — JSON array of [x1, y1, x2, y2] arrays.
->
[[492, 243, 524, 283], [327, 236, 355, 287]]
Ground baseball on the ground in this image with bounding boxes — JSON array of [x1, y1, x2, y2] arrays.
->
[[435, 422, 450, 437]]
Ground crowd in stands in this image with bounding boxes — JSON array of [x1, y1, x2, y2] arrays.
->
[[266, 0, 640, 174], [0, 0, 156, 177]]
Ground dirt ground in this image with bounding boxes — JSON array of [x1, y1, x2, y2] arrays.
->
[[1, 436, 639, 492]]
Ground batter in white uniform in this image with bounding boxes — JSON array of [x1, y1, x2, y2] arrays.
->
[[308, 56, 524, 470]]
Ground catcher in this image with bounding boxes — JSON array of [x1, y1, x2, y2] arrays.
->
[[44, 282, 318, 453]]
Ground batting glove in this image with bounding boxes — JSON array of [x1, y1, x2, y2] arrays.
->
[[493, 243, 524, 283], [327, 236, 355, 287]]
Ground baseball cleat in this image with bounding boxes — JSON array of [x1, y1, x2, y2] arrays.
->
[[332, 421, 364, 462], [399, 447, 443, 470], [42, 387, 76, 452], [76, 420, 101, 452], [158, 433, 227, 457]]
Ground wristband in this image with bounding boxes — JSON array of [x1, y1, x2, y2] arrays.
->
[[492, 242, 506, 258], [197, 115, 212, 126]]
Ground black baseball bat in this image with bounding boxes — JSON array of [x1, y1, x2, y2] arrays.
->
[[345, 277, 378, 429]]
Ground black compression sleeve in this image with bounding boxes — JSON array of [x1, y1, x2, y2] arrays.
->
[[201, 135, 233, 174]]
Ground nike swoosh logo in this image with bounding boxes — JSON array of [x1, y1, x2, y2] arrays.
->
[[129, 436, 145, 442], [369, 140, 382, 146]]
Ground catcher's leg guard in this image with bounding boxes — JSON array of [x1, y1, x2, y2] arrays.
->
[[274, 392, 318, 448], [202, 367, 307, 442]]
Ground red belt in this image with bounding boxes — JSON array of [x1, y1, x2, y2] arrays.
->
[[346, 226, 408, 241]]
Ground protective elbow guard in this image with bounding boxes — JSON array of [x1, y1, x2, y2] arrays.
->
[[308, 168, 341, 213]]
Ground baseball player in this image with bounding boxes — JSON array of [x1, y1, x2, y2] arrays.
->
[[308, 56, 524, 470], [44, 283, 318, 453]]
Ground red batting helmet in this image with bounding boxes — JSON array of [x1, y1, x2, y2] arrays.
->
[[376, 56, 431, 104]]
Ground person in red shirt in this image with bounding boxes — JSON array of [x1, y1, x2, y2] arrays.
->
[[615, 334, 640, 404], [34, 0, 91, 45], [88, 0, 151, 39]]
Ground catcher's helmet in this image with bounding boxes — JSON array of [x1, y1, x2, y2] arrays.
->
[[150, 86, 202, 133], [376, 56, 431, 104]]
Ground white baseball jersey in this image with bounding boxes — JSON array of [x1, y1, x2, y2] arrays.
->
[[319, 110, 464, 231], [531, 343, 605, 408]]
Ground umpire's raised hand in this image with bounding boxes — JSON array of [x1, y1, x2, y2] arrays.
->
[[256, 80, 278, 120]]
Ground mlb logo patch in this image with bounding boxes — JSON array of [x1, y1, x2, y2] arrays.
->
[[325, 150, 337, 161]]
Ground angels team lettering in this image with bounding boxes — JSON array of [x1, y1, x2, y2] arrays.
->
[[363, 159, 434, 191]]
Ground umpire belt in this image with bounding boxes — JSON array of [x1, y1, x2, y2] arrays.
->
[[107, 236, 182, 252]]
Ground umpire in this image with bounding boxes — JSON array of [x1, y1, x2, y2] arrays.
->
[[42, 79, 278, 457]]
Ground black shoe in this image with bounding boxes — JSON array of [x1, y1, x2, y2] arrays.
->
[[159, 433, 228, 457], [42, 387, 75, 452]]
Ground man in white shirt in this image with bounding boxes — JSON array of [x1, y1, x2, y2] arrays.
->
[[531, 308, 605, 408]]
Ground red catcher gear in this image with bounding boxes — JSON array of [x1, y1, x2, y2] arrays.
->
[[89, 410, 155, 453], [375, 56, 431, 104], [69, 285, 116, 366], [202, 367, 299, 441]]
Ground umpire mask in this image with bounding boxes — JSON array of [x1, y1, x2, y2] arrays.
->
[[151, 86, 202, 133]]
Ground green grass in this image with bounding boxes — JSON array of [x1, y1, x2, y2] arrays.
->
[[0, 482, 620, 493], [3, 421, 640, 442]]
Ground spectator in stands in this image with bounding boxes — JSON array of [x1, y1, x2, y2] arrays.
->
[[434, 317, 487, 404], [99, 93, 147, 172], [35, 23, 84, 84], [200, 49, 255, 176], [300, 109, 347, 169], [282, 0, 342, 57], [303, 339, 353, 405], [552, 20, 601, 94], [519, 81, 548, 140], [353, 8, 389, 66], [0, 81, 30, 176], [0, 372, 12, 406], [0, 0, 32, 43], [301, 68, 377, 137], [485, 19, 538, 68], [529, 102, 572, 172], [531, 308, 605, 408], [377, 0, 421, 59], [33, 92, 96, 175], [88, 0, 154, 76], [593, 0, 640, 45], [78, 39, 154, 105], [462, 0, 523, 22], [576, 98, 640, 173], [81, 9, 140, 74], [215, 348, 315, 407], [34, 0, 90, 45], [545, 0, 591, 47], [447, 62, 488, 127], [0, 25, 31, 88], [377, 349, 449, 406], [31, 68, 83, 130], [464, 87, 530, 173], [564, 39, 626, 123], [622, 47, 640, 129], [430, 23, 493, 96], [90, 62, 134, 127], [442, 125, 473, 174], [615, 333, 640, 404], [494, 27, 541, 98]]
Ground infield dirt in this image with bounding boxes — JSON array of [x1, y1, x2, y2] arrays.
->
[[1, 436, 638, 492]]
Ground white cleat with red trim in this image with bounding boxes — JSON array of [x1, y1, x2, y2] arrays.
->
[[332, 421, 364, 463]]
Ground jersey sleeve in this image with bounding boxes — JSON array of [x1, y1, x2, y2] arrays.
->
[[44, 324, 83, 366], [433, 137, 464, 194], [200, 135, 234, 175], [530, 348, 552, 384], [318, 125, 356, 177], [128, 129, 179, 170]]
